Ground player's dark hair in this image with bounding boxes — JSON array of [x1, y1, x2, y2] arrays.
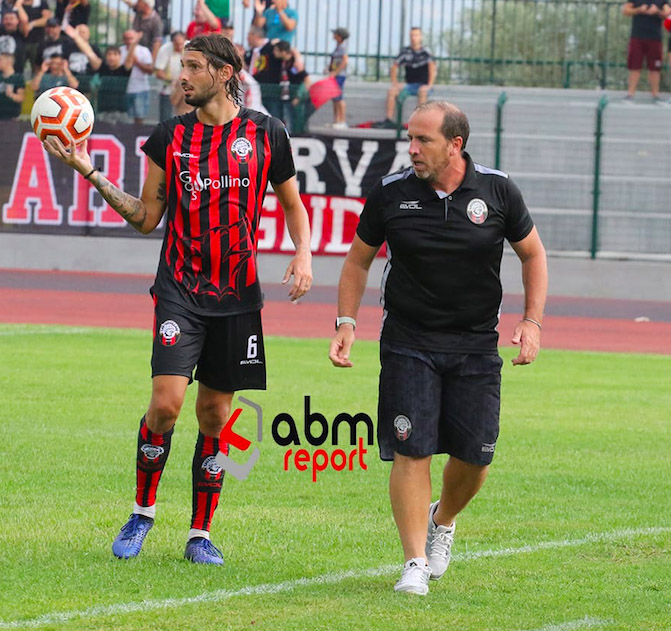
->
[[415, 101, 470, 149], [106, 45, 121, 54], [184, 33, 242, 105]]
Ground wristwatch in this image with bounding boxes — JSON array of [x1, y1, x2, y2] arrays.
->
[[335, 316, 356, 331]]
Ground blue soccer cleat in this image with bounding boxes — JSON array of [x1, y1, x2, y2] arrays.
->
[[184, 537, 225, 565], [112, 513, 154, 559]]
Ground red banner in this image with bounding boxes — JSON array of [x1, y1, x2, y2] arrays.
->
[[0, 121, 409, 255]]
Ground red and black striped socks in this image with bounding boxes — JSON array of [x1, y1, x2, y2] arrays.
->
[[188, 432, 227, 540], [134, 416, 173, 519]]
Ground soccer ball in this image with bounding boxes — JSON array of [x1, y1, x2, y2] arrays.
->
[[30, 86, 95, 146]]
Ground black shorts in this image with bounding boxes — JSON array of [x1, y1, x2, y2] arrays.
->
[[151, 298, 266, 393], [377, 343, 502, 466]]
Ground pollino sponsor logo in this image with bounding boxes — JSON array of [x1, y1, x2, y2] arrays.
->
[[215, 396, 373, 482], [179, 170, 251, 200]]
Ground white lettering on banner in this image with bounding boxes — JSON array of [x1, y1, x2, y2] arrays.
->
[[290, 138, 326, 194], [257, 194, 277, 250], [324, 197, 364, 253], [135, 136, 165, 229], [332, 139, 379, 198], [69, 135, 126, 227], [387, 140, 411, 175], [2, 133, 62, 225], [308, 195, 327, 251]]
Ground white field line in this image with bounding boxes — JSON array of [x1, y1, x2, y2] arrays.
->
[[1, 526, 668, 630], [523, 617, 612, 631], [0, 328, 92, 336]]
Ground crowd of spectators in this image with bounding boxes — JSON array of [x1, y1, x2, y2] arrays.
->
[[0, 0, 436, 132]]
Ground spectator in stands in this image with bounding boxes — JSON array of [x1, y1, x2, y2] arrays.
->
[[244, 24, 268, 74], [328, 27, 349, 129], [622, 1, 670, 101], [122, 0, 162, 61], [242, 0, 271, 25], [380, 27, 436, 129], [31, 52, 78, 95], [186, 0, 222, 39], [253, 0, 297, 44], [0, 50, 24, 118], [95, 45, 134, 122], [154, 30, 185, 121], [120, 29, 152, 124], [55, 0, 90, 28], [36, 17, 73, 67], [22, 0, 51, 71], [0, 10, 27, 73], [206, 0, 228, 22], [63, 23, 100, 95], [220, 17, 234, 42]]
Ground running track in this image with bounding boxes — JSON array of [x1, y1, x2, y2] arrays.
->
[[1, 269, 670, 354]]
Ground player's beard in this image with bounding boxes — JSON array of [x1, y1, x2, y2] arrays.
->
[[185, 83, 219, 107]]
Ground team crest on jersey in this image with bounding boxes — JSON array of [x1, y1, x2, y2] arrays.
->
[[159, 320, 181, 346], [231, 137, 253, 164], [394, 415, 412, 441], [466, 198, 488, 224]]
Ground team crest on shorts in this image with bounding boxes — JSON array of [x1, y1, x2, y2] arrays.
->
[[159, 320, 181, 346], [202, 455, 224, 481], [231, 137, 253, 164], [394, 415, 412, 441], [466, 198, 488, 224], [140, 444, 165, 462]]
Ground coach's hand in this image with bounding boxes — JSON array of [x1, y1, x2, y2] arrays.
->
[[43, 136, 93, 177], [329, 326, 355, 368], [283, 247, 312, 301], [511, 319, 541, 365]]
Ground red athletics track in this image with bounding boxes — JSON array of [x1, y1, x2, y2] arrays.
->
[[1, 269, 670, 354]]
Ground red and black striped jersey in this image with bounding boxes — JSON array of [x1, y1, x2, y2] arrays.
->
[[142, 107, 295, 316]]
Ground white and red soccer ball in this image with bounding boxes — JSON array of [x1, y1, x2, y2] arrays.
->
[[30, 86, 94, 146]]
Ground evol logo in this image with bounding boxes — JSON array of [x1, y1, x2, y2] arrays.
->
[[214, 396, 373, 483]]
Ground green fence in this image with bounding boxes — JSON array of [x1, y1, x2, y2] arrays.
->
[[89, 0, 644, 90]]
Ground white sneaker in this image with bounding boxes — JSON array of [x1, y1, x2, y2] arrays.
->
[[332, 121, 348, 129], [393, 557, 431, 595], [425, 501, 455, 580]]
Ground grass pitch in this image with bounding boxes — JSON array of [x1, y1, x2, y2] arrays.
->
[[0, 324, 669, 631]]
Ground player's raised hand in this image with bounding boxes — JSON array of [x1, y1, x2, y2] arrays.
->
[[43, 136, 93, 176], [282, 247, 312, 301]]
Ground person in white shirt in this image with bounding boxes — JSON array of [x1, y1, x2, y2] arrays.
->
[[120, 29, 153, 124], [154, 30, 185, 121]]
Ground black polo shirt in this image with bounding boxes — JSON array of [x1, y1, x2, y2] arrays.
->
[[356, 152, 534, 354], [629, 0, 668, 41]]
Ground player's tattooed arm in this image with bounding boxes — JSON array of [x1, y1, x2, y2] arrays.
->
[[89, 173, 149, 231], [157, 182, 167, 202]]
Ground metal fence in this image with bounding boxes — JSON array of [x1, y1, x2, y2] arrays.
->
[[90, 0, 643, 90]]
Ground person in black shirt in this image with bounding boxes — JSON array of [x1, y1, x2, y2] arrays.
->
[[381, 27, 436, 128], [0, 50, 24, 118], [330, 101, 547, 595], [0, 10, 26, 72], [42, 34, 312, 566], [62, 23, 100, 94], [622, 0, 670, 100], [55, 0, 90, 27], [22, 0, 51, 70], [35, 17, 73, 66]]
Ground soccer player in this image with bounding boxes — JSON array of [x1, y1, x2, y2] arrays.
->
[[43, 33, 313, 565], [329, 101, 547, 594]]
